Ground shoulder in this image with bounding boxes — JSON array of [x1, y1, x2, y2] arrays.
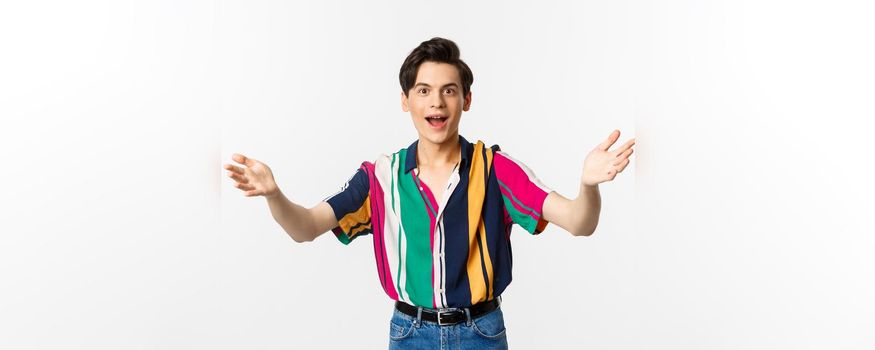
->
[[473, 139, 507, 161], [488, 143, 536, 176], [375, 148, 403, 166], [468, 138, 502, 154], [364, 146, 401, 166], [369, 149, 404, 175]]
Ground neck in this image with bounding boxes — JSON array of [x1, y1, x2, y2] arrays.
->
[[417, 134, 461, 168]]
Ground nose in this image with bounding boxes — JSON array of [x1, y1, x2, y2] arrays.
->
[[430, 91, 445, 109]]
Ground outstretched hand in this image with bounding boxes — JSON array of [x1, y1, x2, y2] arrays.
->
[[223, 153, 280, 198], [581, 130, 635, 187]]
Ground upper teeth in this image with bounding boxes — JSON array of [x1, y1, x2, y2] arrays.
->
[[428, 116, 445, 119]]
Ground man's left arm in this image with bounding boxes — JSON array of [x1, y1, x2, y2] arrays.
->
[[543, 129, 635, 236]]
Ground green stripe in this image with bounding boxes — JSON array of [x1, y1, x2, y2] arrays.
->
[[398, 149, 433, 307], [497, 179, 539, 234], [336, 231, 352, 245]]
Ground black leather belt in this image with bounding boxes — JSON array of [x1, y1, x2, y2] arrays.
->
[[394, 298, 501, 326]]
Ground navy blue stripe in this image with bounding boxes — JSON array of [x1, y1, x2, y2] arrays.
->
[[484, 154, 512, 298], [443, 145, 472, 308], [325, 167, 370, 222], [477, 145, 492, 299]]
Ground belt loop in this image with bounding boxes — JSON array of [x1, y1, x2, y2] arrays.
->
[[415, 306, 423, 328], [464, 307, 472, 326]]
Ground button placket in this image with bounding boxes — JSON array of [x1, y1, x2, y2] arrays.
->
[[433, 169, 460, 221]]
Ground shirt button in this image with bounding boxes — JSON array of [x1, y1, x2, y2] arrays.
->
[[419, 186, 423, 191]]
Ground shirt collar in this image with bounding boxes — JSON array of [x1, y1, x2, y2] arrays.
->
[[404, 134, 471, 174]]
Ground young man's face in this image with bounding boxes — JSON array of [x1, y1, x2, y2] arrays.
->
[[401, 61, 472, 147]]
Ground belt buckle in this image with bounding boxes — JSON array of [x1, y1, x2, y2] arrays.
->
[[436, 309, 455, 326]]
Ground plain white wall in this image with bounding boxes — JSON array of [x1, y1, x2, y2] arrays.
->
[[1, 0, 872, 349]]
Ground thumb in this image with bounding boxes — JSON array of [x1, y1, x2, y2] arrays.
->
[[598, 129, 620, 151]]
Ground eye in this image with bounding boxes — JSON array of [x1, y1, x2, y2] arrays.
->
[[417, 88, 428, 95], [444, 88, 455, 95]]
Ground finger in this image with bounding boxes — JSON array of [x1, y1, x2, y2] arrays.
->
[[616, 159, 630, 172], [599, 129, 621, 151], [228, 172, 248, 184], [223, 163, 245, 175], [235, 182, 255, 191], [232, 153, 258, 168], [613, 148, 634, 165], [244, 190, 261, 197], [612, 138, 636, 156]]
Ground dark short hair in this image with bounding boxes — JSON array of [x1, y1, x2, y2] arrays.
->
[[399, 37, 473, 97]]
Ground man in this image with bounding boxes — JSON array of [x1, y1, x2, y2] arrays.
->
[[223, 37, 635, 349]]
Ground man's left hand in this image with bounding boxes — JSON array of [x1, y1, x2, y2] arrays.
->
[[581, 129, 635, 187]]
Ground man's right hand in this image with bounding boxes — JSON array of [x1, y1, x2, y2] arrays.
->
[[224, 153, 280, 198]]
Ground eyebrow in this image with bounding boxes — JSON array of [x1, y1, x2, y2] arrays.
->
[[413, 82, 460, 89]]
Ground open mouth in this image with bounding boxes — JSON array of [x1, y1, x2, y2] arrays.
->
[[426, 114, 449, 128]]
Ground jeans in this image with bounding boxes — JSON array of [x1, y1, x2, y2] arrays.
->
[[388, 304, 508, 350]]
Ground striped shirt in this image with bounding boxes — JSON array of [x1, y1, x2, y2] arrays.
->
[[325, 135, 552, 309]]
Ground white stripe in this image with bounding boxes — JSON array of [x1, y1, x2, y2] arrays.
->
[[438, 219, 448, 307], [394, 155, 408, 303], [431, 219, 444, 308], [375, 153, 407, 303], [495, 150, 553, 193], [322, 169, 356, 202]]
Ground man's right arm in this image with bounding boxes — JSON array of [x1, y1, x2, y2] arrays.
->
[[223, 153, 339, 243], [266, 191, 338, 243]]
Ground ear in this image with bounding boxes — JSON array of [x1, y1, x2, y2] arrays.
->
[[401, 90, 410, 112], [462, 90, 472, 111]]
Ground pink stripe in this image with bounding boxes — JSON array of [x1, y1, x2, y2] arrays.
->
[[365, 162, 398, 300], [493, 152, 549, 221], [497, 183, 540, 220]]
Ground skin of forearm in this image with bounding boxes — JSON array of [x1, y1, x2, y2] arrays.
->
[[571, 183, 601, 236], [266, 190, 318, 243]]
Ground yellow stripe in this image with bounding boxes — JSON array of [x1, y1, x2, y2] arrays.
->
[[338, 194, 371, 239], [480, 148, 495, 300], [349, 222, 372, 238], [466, 142, 486, 304], [466, 142, 496, 304]]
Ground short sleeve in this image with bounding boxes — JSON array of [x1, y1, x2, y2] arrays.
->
[[323, 163, 372, 244], [491, 149, 553, 235]]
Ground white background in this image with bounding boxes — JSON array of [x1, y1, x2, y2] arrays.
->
[[2, 0, 873, 349]]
